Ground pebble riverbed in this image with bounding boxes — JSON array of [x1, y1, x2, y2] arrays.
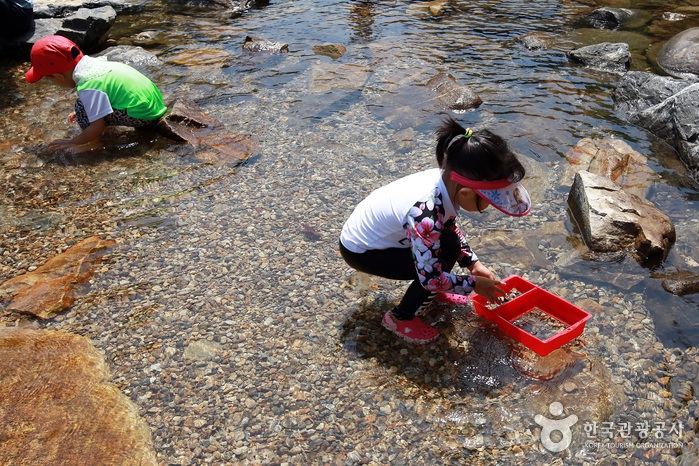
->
[[2, 0, 699, 464]]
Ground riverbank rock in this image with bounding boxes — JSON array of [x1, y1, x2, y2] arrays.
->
[[33, 0, 135, 18], [567, 171, 676, 267], [0, 236, 115, 319], [657, 27, 699, 78], [612, 71, 699, 179], [561, 137, 657, 199], [426, 72, 482, 112], [581, 7, 636, 30], [0, 327, 157, 465], [567, 42, 631, 74]]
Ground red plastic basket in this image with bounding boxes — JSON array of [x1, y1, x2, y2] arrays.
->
[[471, 275, 591, 356]]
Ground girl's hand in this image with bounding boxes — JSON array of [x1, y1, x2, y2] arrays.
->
[[473, 276, 506, 303], [48, 138, 75, 150], [67, 112, 77, 123], [468, 261, 497, 281]]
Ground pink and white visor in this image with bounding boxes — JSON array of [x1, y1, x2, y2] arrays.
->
[[450, 172, 532, 217]]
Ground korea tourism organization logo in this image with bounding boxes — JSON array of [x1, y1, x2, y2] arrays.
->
[[534, 401, 685, 453], [534, 402, 578, 452]]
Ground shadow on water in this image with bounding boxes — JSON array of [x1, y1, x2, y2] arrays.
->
[[339, 290, 586, 399], [34, 129, 161, 167]]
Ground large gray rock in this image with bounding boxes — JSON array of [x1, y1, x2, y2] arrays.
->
[[33, 0, 136, 18], [657, 27, 699, 79], [55, 6, 117, 49], [567, 171, 676, 267], [612, 71, 699, 179], [567, 42, 631, 74]]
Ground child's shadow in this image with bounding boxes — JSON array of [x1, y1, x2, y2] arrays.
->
[[338, 293, 526, 399], [339, 291, 590, 407]]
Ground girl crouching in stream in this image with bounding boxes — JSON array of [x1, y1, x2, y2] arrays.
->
[[339, 118, 532, 344]]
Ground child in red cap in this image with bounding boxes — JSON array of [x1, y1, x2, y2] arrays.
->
[[26, 35, 168, 151]]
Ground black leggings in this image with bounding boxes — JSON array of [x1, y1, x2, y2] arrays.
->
[[339, 229, 460, 320], [75, 99, 159, 130]]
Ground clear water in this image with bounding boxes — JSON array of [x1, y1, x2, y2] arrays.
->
[[2, 0, 699, 463]]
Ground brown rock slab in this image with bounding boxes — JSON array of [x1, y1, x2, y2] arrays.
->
[[0, 236, 115, 319], [657, 270, 699, 296], [157, 97, 256, 166], [0, 327, 157, 466], [562, 137, 657, 198]]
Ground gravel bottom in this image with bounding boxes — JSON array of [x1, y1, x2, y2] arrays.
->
[[1, 61, 697, 465]]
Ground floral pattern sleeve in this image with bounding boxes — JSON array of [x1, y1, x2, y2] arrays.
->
[[403, 187, 477, 294], [444, 218, 479, 268]]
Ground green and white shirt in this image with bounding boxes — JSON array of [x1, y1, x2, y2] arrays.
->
[[73, 56, 167, 123]]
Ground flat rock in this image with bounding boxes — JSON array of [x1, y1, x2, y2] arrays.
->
[[0, 236, 115, 319], [0, 327, 157, 465], [561, 137, 657, 198]]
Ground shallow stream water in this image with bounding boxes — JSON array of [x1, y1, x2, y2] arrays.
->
[[2, 0, 699, 464]]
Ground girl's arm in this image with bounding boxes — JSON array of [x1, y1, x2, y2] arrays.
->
[[403, 188, 476, 294], [404, 188, 505, 302]]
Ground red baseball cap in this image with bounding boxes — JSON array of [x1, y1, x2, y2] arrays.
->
[[25, 35, 84, 83]]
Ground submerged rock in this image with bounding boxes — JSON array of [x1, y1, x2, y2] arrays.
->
[[657, 270, 699, 296], [426, 72, 482, 112], [0, 327, 157, 465], [561, 137, 657, 199], [243, 35, 289, 54], [567, 171, 676, 267], [312, 43, 347, 60], [581, 7, 636, 30], [157, 97, 257, 166], [516, 32, 553, 51], [0, 235, 115, 319]]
